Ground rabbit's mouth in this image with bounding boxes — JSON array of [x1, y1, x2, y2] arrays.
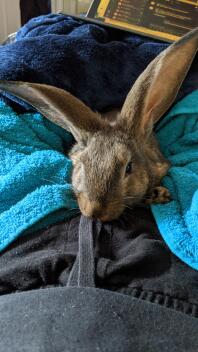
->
[[77, 193, 124, 222]]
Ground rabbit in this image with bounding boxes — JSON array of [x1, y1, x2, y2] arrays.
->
[[0, 27, 197, 222]]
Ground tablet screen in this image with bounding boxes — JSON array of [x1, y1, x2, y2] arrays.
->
[[87, 0, 198, 42]]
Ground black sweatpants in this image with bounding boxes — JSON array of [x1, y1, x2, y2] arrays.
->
[[0, 207, 198, 351], [1, 206, 198, 316]]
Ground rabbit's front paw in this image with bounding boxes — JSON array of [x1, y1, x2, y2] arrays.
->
[[147, 186, 171, 204]]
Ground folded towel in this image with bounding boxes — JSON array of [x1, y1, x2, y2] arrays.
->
[[152, 90, 198, 270], [0, 99, 77, 251]]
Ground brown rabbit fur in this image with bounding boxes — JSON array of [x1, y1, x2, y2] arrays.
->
[[0, 27, 197, 221]]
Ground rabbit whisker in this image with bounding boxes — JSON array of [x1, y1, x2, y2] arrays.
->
[[124, 196, 149, 202], [124, 205, 134, 210], [50, 176, 65, 181], [67, 209, 81, 215], [41, 178, 57, 184]]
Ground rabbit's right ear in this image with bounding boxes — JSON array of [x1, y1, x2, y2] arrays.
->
[[0, 81, 105, 144], [120, 27, 198, 138]]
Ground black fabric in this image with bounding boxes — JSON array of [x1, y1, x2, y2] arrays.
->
[[1, 207, 198, 318], [20, 0, 51, 25], [1, 286, 198, 352], [1, 208, 198, 351]]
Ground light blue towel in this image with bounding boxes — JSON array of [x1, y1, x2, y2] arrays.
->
[[0, 99, 78, 251], [152, 90, 198, 270]]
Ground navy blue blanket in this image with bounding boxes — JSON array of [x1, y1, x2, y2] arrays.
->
[[0, 13, 197, 113]]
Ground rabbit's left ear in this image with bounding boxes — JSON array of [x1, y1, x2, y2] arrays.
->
[[0, 81, 105, 144], [120, 27, 198, 137]]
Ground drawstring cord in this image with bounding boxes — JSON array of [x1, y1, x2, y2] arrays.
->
[[67, 216, 101, 288]]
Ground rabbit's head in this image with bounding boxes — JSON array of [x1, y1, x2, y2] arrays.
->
[[0, 27, 197, 221], [70, 121, 152, 221]]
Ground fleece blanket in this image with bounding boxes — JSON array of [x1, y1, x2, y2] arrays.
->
[[152, 90, 198, 271], [0, 13, 197, 254], [0, 14, 197, 111]]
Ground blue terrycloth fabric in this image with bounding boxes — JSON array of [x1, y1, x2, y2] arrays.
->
[[0, 99, 77, 251], [152, 90, 198, 270]]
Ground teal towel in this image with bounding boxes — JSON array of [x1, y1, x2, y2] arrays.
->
[[152, 90, 198, 270], [0, 100, 78, 251]]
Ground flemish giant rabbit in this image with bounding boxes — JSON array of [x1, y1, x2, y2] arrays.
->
[[0, 27, 197, 221]]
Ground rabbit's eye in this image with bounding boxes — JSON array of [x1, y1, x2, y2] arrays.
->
[[125, 161, 133, 175]]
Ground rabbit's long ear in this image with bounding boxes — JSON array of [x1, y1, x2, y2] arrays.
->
[[120, 27, 198, 137], [0, 81, 104, 143]]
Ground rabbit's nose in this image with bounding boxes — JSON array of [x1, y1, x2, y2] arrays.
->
[[83, 203, 112, 222], [81, 200, 103, 219]]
